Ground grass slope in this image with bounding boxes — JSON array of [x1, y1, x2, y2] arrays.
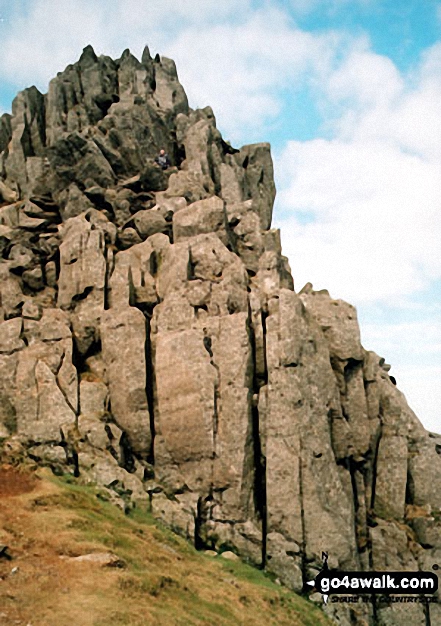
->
[[0, 465, 332, 626]]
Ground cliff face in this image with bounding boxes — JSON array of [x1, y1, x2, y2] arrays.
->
[[0, 45, 440, 626]]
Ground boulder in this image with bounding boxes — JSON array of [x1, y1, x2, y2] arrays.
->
[[173, 196, 228, 245], [0, 318, 24, 354], [0, 181, 18, 204], [117, 227, 143, 249], [139, 163, 168, 192], [133, 209, 167, 239]]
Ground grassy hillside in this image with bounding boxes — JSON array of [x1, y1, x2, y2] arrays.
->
[[0, 465, 331, 626]]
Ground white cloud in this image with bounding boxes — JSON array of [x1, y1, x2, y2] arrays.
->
[[276, 136, 441, 302], [0, 0, 252, 90], [393, 366, 441, 434], [361, 320, 441, 362], [275, 36, 441, 309], [164, 10, 343, 141], [322, 42, 441, 159], [287, 0, 375, 15], [326, 40, 403, 109]]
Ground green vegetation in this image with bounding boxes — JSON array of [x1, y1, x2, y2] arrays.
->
[[0, 468, 332, 626]]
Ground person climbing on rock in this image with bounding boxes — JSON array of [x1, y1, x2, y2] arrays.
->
[[155, 148, 171, 170]]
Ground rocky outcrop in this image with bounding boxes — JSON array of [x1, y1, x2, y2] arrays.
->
[[0, 46, 439, 626]]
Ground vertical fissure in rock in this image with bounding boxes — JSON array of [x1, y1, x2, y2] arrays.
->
[[141, 305, 156, 465], [103, 245, 114, 311], [55, 350, 79, 418], [222, 200, 236, 254], [213, 378, 220, 443], [366, 420, 383, 620], [35, 90, 47, 148], [424, 600, 432, 626], [260, 311, 268, 387], [168, 130, 180, 168], [349, 457, 359, 524], [194, 494, 213, 551], [246, 307, 267, 567], [405, 468, 415, 506], [70, 443, 80, 478], [251, 394, 266, 567], [201, 330, 219, 550], [52, 247, 61, 288], [149, 250, 158, 277], [59, 428, 80, 478], [119, 431, 136, 473], [77, 66, 85, 100], [187, 248, 196, 281], [348, 459, 367, 568], [344, 358, 362, 384], [208, 145, 220, 197], [21, 119, 35, 159], [298, 445, 308, 587], [194, 496, 204, 550], [369, 421, 383, 513], [71, 337, 86, 418], [202, 333, 219, 451]]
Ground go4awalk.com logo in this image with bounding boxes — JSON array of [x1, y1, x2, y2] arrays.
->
[[307, 553, 439, 605]]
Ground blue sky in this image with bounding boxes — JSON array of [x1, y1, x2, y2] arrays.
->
[[0, 0, 440, 432], [293, 0, 441, 69]]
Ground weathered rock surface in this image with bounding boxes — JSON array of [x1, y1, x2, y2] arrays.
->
[[101, 306, 151, 456], [0, 45, 439, 626]]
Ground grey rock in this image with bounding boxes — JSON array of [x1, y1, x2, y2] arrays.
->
[[22, 300, 42, 320], [108, 236, 165, 308], [153, 56, 188, 116], [62, 552, 125, 567], [226, 200, 264, 273], [374, 435, 408, 520], [139, 163, 168, 192], [300, 288, 364, 361], [165, 169, 210, 204], [0, 318, 24, 354], [44, 261, 57, 288], [0, 263, 24, 318], [79, 380, 108, 418], [47, 132, 116, 194], [236, 143, 276, 231], [133, 209, 167, 239], [60, 183, 94, 221], [22, 266, 44, 291], [101, 306, 151, 456], [0, 181, 18, 204], [173, 196, 227, 245], [155, 195, 187, 215], [57, 211, 108, 354], [117, 227, 142, 249], [0, 225, 14, 256]]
